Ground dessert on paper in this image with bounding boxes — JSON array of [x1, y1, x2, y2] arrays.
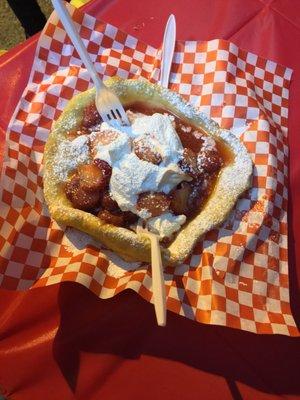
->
[[0, 2, 297, 335], [43, 77, 253, 265]]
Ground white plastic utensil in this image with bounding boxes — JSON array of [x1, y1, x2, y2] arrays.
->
[[51, 0, 130, 126], [136, 220, 166, 327], [160, 14, 176, 88], [135, 14, 177, 327]]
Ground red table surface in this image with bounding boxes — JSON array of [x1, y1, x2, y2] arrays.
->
[[0, 0, 300, 399]]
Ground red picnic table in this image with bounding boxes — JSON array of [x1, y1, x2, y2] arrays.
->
[[0, 0, 300, 399]]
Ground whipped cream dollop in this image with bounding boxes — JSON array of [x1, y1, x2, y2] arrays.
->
[[91, 112, 188, 236], [147, 213, 187, 238]]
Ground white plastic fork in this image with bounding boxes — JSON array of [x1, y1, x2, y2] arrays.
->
[[134, 15, 177, 327], [160, 14, 176, 88], [51, 0, 130, 126], [136, 220, 166, 327]]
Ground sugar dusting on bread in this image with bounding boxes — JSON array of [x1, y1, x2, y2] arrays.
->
[[44, 78, 253, 265], [53, 135, 90, 181]]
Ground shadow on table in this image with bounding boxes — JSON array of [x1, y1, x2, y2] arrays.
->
[[53, 282, 300, 397]]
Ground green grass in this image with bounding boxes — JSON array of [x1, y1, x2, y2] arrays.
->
[[0, 0, 53, 50]]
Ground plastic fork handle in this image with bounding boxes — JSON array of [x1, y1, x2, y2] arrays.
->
[[160, 14, 176, 89], [51, 0, 105, 92], [149, 234, 167, 327]]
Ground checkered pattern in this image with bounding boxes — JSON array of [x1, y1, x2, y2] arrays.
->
[[0, 4, 298, 336]]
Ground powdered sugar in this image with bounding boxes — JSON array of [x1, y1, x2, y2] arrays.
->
[[53, 109, 189, 237], [133, 134, 162, 164], [110, 153, 184, 216], [91, 113, 188, 221], [132, 113, 182, 162], [167, 126, 253, 264], [53, 135, 90, 181], [181, 125, 192, 133], [200, 135, 216, 151]]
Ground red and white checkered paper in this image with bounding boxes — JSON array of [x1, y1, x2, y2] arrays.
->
[[0, 4, 298, 336]]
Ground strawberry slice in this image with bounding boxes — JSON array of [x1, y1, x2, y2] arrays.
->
[[179, 148, 201, 178], [197, 150, 223, 173], [187, 180, 206, 216], [98, 209, 125, 226], [101, 191, 119, 211], [93, 159, 112, 183], [82, 103, 101, 128], [177, 127, 204, 153], [98, 208, 137, 227], [170, 179, 207, 217], [136, 192, 170, 217], [133, 137, 162, 165], [123, 211, 138, 225], [65, 175, 101, 211], [170, 182, 192, 215], [77, 164, 106, 192]]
